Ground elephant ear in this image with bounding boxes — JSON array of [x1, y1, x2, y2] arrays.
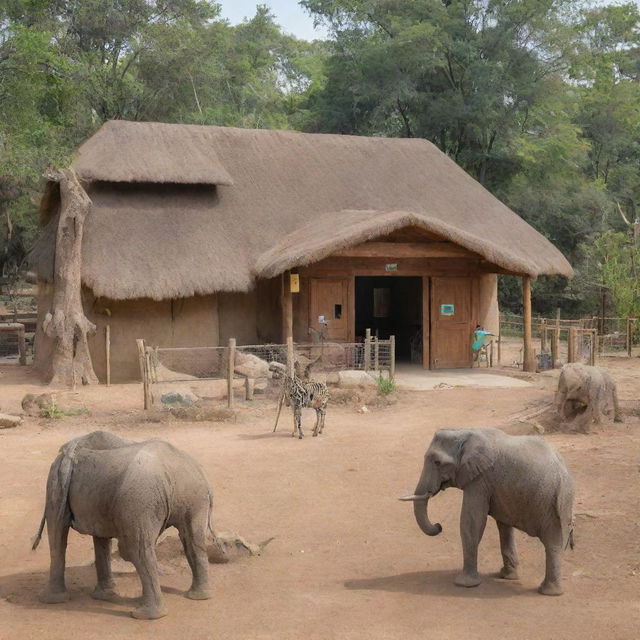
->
[[456, 431, 497, 488]]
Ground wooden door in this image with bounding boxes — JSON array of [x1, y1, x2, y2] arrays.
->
[[310, 278, 349, 341], [430, 277, 474, 369]]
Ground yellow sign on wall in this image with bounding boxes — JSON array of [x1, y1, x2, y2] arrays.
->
[[290, 273, 300, 293]]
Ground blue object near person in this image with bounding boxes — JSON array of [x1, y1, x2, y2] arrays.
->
[[472, 330, 493, 351]]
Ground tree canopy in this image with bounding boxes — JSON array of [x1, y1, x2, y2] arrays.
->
[[1, 0, 638, 317]]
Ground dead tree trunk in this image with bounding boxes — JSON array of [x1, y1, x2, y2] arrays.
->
[[42, 169, 98, 387]]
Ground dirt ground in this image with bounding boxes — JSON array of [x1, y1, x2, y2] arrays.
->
[[0, 358, 638, 640]]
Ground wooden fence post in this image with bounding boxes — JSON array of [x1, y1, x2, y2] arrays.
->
[[540, 318, 547, 352], [17, 325, 26, 365], [551, 328, 559, 366], [590, 329, 597, 366], [497, 321, 501, 364], [227, 338, 236, 408], [567, 328, 577, 363], [136, 338, 150, 409], [627, 317, 632, 358], [364, 328, 371, 372], [105, 324, 111, 387], [389, 335, 396, 380], [374, 336, 380, 372]]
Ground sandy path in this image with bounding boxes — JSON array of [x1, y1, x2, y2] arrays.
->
[[0, 363, 638, 639]]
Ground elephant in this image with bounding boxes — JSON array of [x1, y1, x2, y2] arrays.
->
[[555, 363, 621, 432], [400, 428, 575, 595], [32, 430, 216, 619]]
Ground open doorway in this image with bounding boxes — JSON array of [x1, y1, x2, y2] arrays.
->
[[355, 276, 423, 363]]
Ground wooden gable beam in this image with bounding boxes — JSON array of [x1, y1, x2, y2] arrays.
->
[[332, 241, 479, 259]]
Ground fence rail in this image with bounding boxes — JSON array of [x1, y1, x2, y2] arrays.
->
[[499, 313, 640, 367], [137, 332, 395, 409]]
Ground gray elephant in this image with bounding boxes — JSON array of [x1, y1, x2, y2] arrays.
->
[[400, 428, 574, 595], [32, 431, 215, 619], [555, 362, 621, 432]]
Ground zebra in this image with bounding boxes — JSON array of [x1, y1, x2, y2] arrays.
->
[[269, 361, 329, 438]]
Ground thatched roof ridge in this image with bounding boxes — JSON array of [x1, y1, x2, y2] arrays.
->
[[73, 120, 234, 185], [255, 209, 572, 278], [32, 121, 573, 300]]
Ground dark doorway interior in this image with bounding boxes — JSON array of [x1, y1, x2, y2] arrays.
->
[[355, 276, 423, 362]]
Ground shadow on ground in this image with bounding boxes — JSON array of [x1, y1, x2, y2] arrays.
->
[[0, 564, 187, 619], [344, 569, 536, 599]]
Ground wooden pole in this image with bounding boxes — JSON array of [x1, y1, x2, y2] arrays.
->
[[390, 335, 396, 380], [550, 328, 558, 366], [105, 324, 111, 387], [17, 325, 26, 366], [627, 317, 632, 358], [364, 328, 371, 372], [136, 339, 150, 410], [374, 336, 379, 372], [286, 335, 295, 377], [497, 320, 501, 364], [567, 328, 576, 363], [227, 338, 236, 408], [281, 271, 293, 342], [522, 277, 535, 372], [540, 318, 547, 352], [591, 329, 597, 366]]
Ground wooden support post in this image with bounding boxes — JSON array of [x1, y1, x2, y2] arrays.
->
[[374, 336, 379, 372], [364, 328, 371, 372], [227, 338, 236, 408], [550, 328, 559, 366], [591, 329, 597, 366], [522, 276, 535, 372], [497, 321, 501, 364], [540, 318, 547, 352], [389, 335, 396, 380], [286, 336, 295, 378], [136, 339, 150, 409], [105, 324, 111, 386], [627, 317, 632, 358], [281, 270, 293, 342]]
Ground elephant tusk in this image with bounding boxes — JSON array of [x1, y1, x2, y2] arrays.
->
[[398, 493, 429, 502]]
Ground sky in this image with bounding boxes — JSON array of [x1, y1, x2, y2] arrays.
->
[[218, 1, 330, 40]]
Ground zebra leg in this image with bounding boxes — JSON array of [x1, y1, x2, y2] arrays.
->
[[312, 408, 321, 437], [294, 405, 304, 439]]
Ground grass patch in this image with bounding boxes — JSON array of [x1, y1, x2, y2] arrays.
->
[[40, 404, 90, 419], [376, 375, 396, 395]]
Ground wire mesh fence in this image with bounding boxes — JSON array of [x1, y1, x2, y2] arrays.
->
[[138, 334, 395, 409]]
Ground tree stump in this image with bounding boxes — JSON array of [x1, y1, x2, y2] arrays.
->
[[42, 169, 98, 387], [554, 363, 621, 432]]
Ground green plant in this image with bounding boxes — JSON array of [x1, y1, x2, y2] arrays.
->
[[40, 404, 90, 419], [376, 375, 396, 396]]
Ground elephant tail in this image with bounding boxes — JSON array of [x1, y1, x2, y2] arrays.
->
[[31, 511, 46, 550]]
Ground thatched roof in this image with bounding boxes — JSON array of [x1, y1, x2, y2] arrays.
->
[[33, 121, 572, 301], [73, 120, 234, 185]]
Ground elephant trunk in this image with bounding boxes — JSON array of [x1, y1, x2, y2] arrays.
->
[[413, 496, 442, 536]]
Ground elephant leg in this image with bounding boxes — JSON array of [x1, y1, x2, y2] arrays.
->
[[91, 536, 117, 601], [40, 518, 70, 604], [538, 541, 564, 596], [496, 522, 519, 580], [179, 512, 212, 601], [454, 491, 488, 588], [124, 536, 167, 620]]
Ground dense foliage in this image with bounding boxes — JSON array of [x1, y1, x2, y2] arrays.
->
[[1, 0, 638, 317]]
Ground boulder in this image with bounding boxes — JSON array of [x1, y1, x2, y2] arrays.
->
[[0, 413, 22, 429], [160, 390, 199, 407], [337, 370, 377, 388]]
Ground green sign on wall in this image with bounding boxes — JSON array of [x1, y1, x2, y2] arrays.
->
[[440, 304, 455, 316]]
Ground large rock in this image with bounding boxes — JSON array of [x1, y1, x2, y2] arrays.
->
[[337, 370, 377, 388], [0, 413, 22, 429], [160, 390, 199, 407]]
